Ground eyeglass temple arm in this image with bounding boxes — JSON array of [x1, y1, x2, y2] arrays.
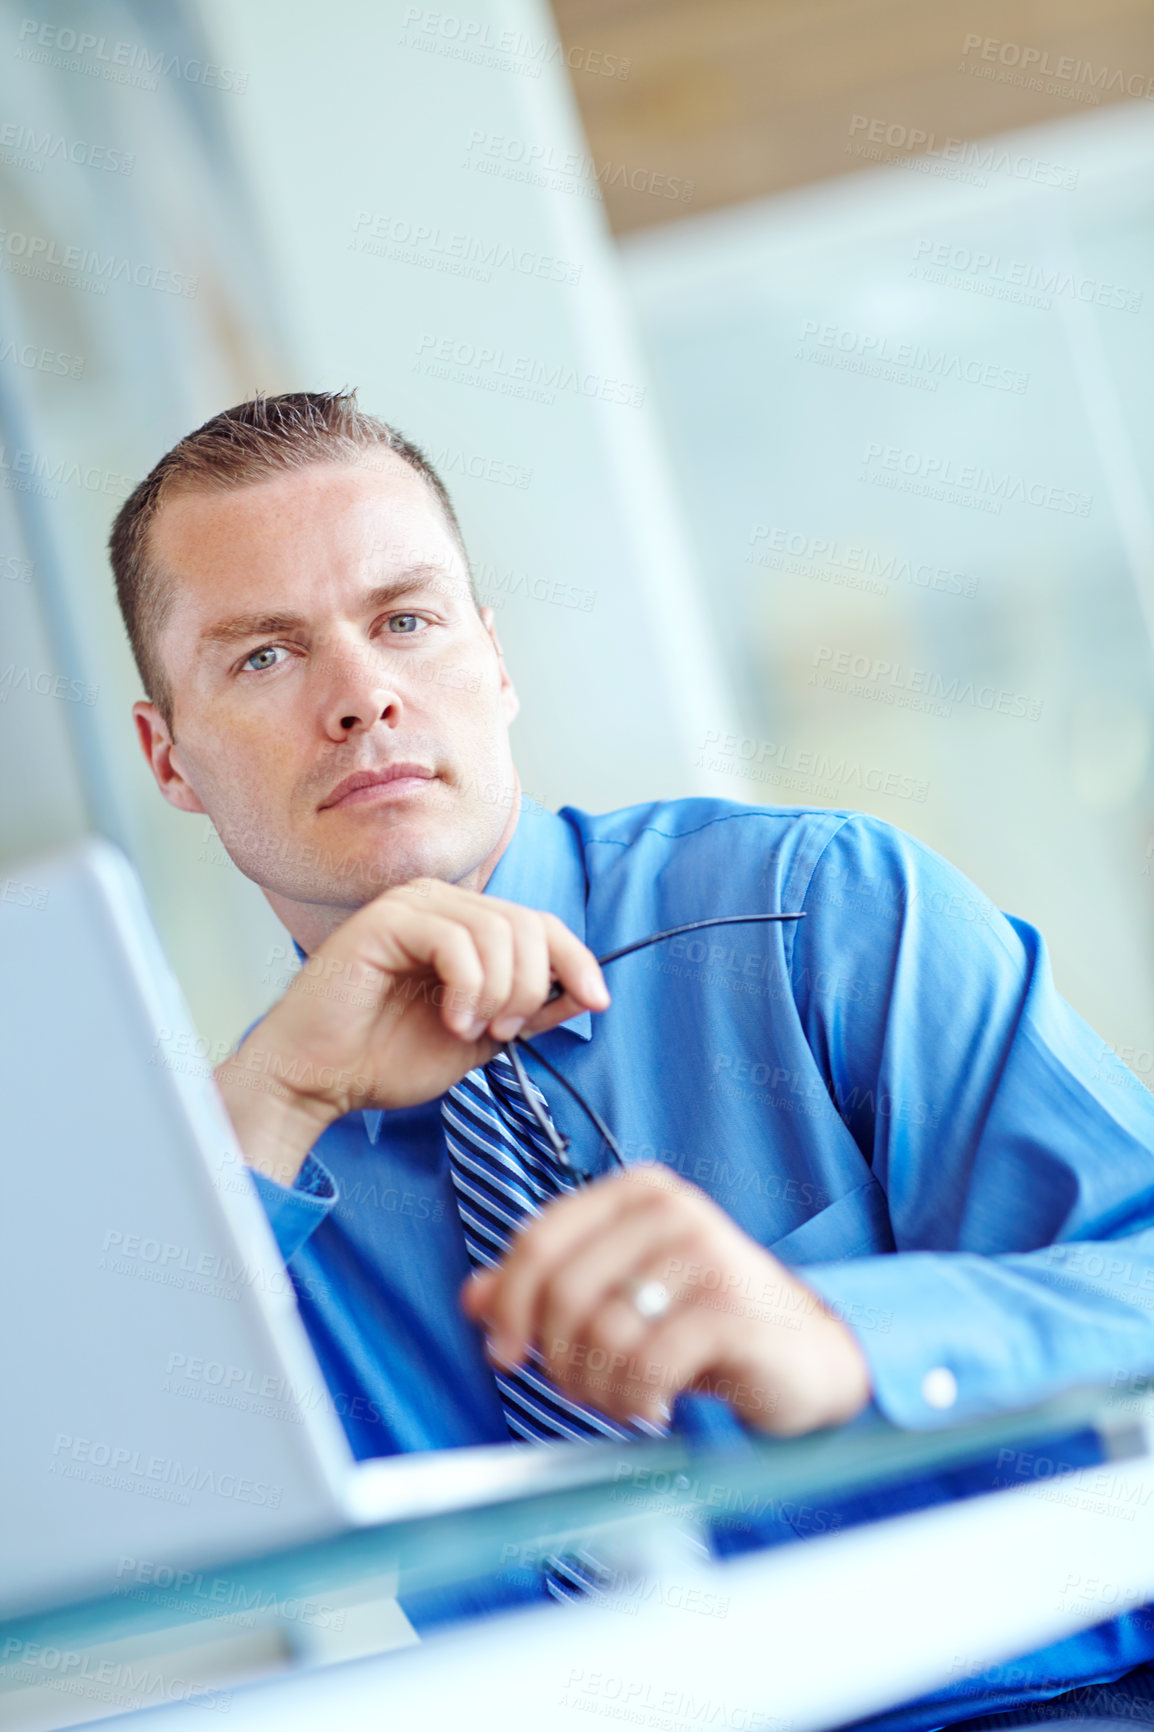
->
[[508, 1034, 624, 1168], [504, 1038, 575, 1165], [542, 911, 806, 1004], [504, 912, 806, 1172]]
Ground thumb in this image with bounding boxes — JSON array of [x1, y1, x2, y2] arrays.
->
[[461, 1266, 499, 1317]]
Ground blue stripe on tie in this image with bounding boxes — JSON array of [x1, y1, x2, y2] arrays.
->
[[446, 1163, 530, 1233], [441, 1054, 670, 1604], [444, 1096, 540, 1180], [498, 1383, 602, 1442], [499, 1361, 626, 1439], [446, 1100, 559, 1196], [453, 1089, 561, 1189]]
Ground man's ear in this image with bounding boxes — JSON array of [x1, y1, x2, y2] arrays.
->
[[480, 606, 520, 726], [132, 701, 207, 815]]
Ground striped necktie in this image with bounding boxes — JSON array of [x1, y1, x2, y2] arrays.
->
[[442, 1051, 669, 1602]]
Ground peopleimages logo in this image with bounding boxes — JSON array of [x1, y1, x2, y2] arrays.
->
[[796, 320, 1028, 394], [413, 332, 645, 408], [860, 441, 1093, 517], [15, 18, 249, 93], [698, 728, 931, 804], [428, 444, 532, 490], [0, 665, 98, 705], [0, 1636, 231, 1713], [910, 239, 1142, 314], [1, 877, 49, 909], [399, 8, 631, 81], [115, 1557, 347, 1631], [846, 114, 1078, 188], [0, 339, 85, 377], [98, 1227, 295, 1303], [462, 130, 695, 203], [810, 646, 1044, 721], [0, 444, 134, 500], [350, 209, 582, 286], [960, 33, 1154, 102], [748, 524, 978, 599], [0, 227, 198, 296], [162, 1351, 396, 1428], [0, 121, 134, 174], [50, 1433, 282, 1508]]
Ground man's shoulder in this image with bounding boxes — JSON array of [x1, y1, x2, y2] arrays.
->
[[558, 797, 922, 902], [560, 795, 887, 857], [557, 798, 987, 917]]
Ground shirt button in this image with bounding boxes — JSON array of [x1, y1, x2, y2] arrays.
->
[[921, 1367, 958, 1410]]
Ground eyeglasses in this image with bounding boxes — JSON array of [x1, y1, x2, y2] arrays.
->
[[495, 913, 805, 1182]]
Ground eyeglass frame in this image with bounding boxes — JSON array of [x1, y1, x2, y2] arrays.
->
[[492, 912, 806, 1182]]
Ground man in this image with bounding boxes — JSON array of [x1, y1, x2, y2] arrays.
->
[[114, 390, 1154, 1725]]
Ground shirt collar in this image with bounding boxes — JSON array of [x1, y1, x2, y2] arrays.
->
[[288, 796, 591, 1144]]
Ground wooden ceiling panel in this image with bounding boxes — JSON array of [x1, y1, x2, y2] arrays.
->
[[549, 0, 1154, 232]]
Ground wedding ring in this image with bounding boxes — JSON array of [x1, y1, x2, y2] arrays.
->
[[624, 1276, 671, 1321]]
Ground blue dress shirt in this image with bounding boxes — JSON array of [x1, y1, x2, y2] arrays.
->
[[248, 797, 1154, 1724]]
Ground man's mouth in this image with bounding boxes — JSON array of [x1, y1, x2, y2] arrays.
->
[[319, 763, 437, 810]]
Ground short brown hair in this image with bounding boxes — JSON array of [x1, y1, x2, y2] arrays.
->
[[109, 389, 471, 732]]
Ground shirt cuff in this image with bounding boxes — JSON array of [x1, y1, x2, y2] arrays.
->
[[801, 1254, 999, 1430], [248, 1152, 338, 1263]]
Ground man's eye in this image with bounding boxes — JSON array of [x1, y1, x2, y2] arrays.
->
[[387, 614, 425, 634], [242, 645, 288, 672]]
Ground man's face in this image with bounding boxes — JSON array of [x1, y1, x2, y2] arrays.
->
[[134, 456, 520, 931]]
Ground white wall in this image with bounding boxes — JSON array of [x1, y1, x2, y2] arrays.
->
[[201, 0, 737, 817], [0, 0, 737, 1055], [620, 101, 1154, 1062]]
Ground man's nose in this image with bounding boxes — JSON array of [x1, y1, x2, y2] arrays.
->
[[319, 647, 402, 739]]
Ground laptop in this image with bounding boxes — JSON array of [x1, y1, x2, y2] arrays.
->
[[0, 837, 650, 1620]]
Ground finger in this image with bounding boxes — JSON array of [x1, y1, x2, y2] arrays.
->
[[398, 887, 602, 995], [342, 882, 608, 1033], [389, 907, 495, 1038], [552, 1289, 652, 1417], [537, 1208, 698, 1387], [518, 986, 599, 1040], [329, 884, 487, 1003], [553, 1236, 700, 1415], [461, 1266, 498, 1319], [595, 1307, 725, 1426], [456, 901, 588, 1041], [384, 885, 603, 1035], [472, 1175, 633, 1363], [515, 991, 591, 1043], [450, 905, 516, 1036], [487, 906, 551, 1042], [528, 909, 609, 1016], [479, 1167, 695, 1364], [306, 902, 487, 1038], [358, 896, 523, 1043]]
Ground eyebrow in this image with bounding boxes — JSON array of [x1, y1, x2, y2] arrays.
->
[[196, 566, 459, 653]]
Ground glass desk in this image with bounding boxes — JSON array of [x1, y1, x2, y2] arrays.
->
[[3, 1385, 1151, 1731]]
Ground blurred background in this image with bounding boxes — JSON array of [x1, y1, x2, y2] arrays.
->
[[3, 0, 1154, 1079]]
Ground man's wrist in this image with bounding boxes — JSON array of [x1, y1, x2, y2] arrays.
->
[[214, 1057, 337, 1188]]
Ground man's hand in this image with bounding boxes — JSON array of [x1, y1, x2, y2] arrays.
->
[[215, 880, 608, 1186], [461, 1164, 871, 1436]]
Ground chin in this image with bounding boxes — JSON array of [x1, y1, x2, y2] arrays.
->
[[347, 824, 466, 895]]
